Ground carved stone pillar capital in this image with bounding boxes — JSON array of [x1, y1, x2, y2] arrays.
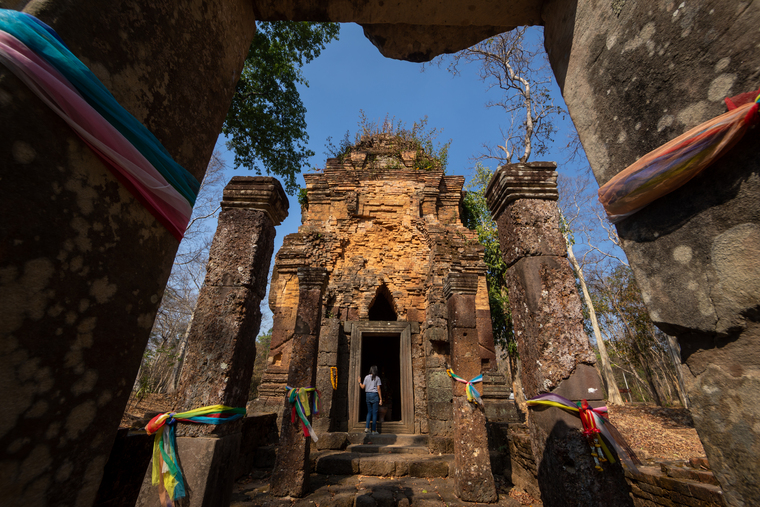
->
[[221, 176, 289, 225], [484, 162, 558, 221], [297, 266, 329, 291], [444, 272, 478, 299]]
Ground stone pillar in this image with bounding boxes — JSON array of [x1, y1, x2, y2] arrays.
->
[[313, 317, 340, 438], [0, 2, 255, 506], [136, 176, 287, 507], [485, 163, 632, 506], [271, 267, 329, 497], [543, 3, 760, 504], [445, 272, 498, 504], [424, 299, 454, 447]]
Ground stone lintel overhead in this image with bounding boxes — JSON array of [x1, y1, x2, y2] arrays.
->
[[252, 0, 539, 62], [361, 24, 517, 63], [251, 0, 543, 26], [221, 176, 289, 226], [485, 162, 558, 222]]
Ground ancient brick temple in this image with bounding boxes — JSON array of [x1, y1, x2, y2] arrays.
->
[[251, 134, 500, 441]]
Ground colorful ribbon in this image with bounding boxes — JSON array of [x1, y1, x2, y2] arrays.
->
[[144, 405, 245, 506], [0, 9, 199, 240], [330, 366, 338, 390], [527, 393, 641, 473], [286, 386, 320, 442], [599, 89, 760, 223], [447, 368, 484, 406]]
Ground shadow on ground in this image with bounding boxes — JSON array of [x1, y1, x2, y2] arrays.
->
[[232, 471, 531, 507]]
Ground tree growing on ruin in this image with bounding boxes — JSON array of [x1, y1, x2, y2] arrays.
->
[[223, 21, 340, 195], [324, 111, 451, 172], [445, 27, 572, 406], [433, 27, 564, 165], [445, 27, 628, 405]]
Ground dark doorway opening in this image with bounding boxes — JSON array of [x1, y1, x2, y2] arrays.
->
[[359, 334, 402, 424]]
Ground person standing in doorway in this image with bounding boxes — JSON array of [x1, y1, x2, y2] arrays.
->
[[358, 365, 383, 434]]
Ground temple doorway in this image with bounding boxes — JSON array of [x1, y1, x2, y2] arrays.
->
[[348, 322, 414, 434], [358, 334, 402, 424]]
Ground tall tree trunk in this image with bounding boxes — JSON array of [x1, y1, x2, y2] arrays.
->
[[566, 243, 624, 405], [604, 289, 663, 406], [167, 310, 194, 393], [666, 334, 690, 408], [651, 359, 672, 405], [610, 338, 656, 403], [632, 339, 663, 406], [623, 364, 651, 403]]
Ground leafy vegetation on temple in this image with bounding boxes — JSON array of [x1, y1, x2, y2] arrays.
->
[[325, 111, 451, 172], [223, 22, 340, 195], [297, 187, 309, 206]]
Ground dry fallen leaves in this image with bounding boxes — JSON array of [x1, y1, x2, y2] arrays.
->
[[608, 403, 705, 462]]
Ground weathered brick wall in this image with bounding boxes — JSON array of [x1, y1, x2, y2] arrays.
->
[[250, 135, 496, 434], [506, 423, 541, 500], [626, 461, 726, 507]]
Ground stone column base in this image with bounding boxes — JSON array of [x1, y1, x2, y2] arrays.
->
[[136, 433, 242, 507]]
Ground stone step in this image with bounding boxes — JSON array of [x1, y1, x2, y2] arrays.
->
[[314, 451, 452, 478], [346, 443, 430, 455], [346, 432, 429, 446]]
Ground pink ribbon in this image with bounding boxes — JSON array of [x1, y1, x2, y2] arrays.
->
[[0, 31, 192, 239]]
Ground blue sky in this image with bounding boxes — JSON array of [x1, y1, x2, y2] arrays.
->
[[209, 23, 596, 328], [214, 23, 587, 249]]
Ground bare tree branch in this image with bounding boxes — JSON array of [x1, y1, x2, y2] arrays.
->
[[185, 205, 221, 232], [430, 27, 563, 165]]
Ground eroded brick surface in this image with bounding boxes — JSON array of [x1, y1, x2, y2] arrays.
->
[[252, 135, 499, 439]]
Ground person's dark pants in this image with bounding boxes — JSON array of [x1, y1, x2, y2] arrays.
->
[[365, 392, 379, 432]]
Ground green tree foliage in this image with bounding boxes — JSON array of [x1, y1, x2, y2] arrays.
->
[[223, 22, 340, 195], [250, 328, 273, 400], [462, 164, 514, 356]]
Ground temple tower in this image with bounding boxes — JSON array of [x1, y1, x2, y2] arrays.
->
[[251, 134, 500, 445]]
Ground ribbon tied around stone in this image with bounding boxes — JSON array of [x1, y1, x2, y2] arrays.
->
[[527, 393, 642, 473], [286, 386, 320, 442], [446, 368, 484, 406], [144, 405, 245, 506]]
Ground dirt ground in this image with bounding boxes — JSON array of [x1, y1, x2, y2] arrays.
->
[[607, 402, 705, 462]]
